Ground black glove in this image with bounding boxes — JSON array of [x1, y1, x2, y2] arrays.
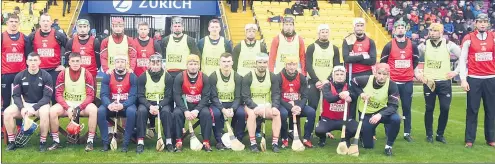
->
[[72, 106, 81, 124]]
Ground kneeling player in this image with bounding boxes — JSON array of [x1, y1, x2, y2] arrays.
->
[[209, 53, 244, 150], [351, 63, 401, 156], [97, 55, 138, 152], [242, 53, 282, 152], [4, 52, 53, 151], [48, 53, 97, 151], [315, 66, 358, 147], [172, 55, 213, 152], [137, 54, 174, 153]]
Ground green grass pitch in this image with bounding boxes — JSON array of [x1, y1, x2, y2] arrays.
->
[[2, 85, 494, 163]]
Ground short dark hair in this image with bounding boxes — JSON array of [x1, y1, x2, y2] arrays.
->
[[7, 14, 19, 21], [27, 52, 40, 58], [208, 18, 220, 26], [68, 52, 81, 59], [138, 21, 149, 27], [220, 52, 232, 59]]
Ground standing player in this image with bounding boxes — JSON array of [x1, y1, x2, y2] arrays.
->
[[64, 19, 100, 81], [268, 16, 306, 75], [242, 52, 282, 152], [29, 13, 68, 103], [133, 21, 162, 77], [232, 24, 268, 76], [278, 56, 316, 148], [416, 23, 461, 144], [97, 55, 138, 152], [172, 55, 213, 152], [197, 19, 233, 76], [315, 66, 358, 147], [458, 13, 495, 148], [136, 54, 174, 153], [100, 17, 137, 74], [209, 53, 243, 150], [380, 20, 420, 142], [2, 14, 31, 112], [305, 24, 341, 112], [48, 53, 97, 151], [342, 18, 377, 120], [3, 52, 52, 151], [350, 63, 401, 156], [161, 16, 200, 79]]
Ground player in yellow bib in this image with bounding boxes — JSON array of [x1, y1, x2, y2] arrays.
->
[[209, 53, 243, 150], [100, 17, 138, 74], [350, 63, 401, 156], [416, 23, 461, 144], [241, 52, 282, 153], [198, 19, 233, 76], [48, 53, 98, 151], [136, 54, 174, 153], [305, 24, 342, 114], [268, 16, 306, 75], [233, 24, 268, 76]]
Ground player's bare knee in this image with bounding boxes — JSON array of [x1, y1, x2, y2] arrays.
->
[[245, 109, 255, 118], [271, 109, 280, 117], [39, 104, 50, 116], [4, 106, 18, 118]]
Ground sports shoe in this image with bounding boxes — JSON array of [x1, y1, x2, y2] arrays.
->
[[250, 144, 259, 152], [465, 142, 473, 148], [426, 136, 433, 144], [202, 142, 212, 152], [39, 142, 47, 152], [384, 147, 393, 156], [281, 139, 289, 148], [48, 142, 62, 151], [166, 144, 174, 152], [136, 144, 144, 154], [85, 141, 94, 152], [101, 144, 110, 152], [303, 140, 313, 148], [403, 134, 413, 142], [121, 145, 128, 153], [6, 141, 16, 151], [435, 135, 447, 144], [175, 142, 183, 152], [216, 142, 226, 150], [272, 144, 280, 153], [317, 140, 326, 148]]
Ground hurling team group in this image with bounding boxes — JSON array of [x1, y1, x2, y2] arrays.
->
[[2, 12, 495, 156]]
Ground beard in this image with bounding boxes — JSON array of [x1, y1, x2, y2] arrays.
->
[[188, 71, 198, 76], [319, 38, 328, 42], [78, 33, 88, 37], [396, 34, 405, 38], [116, 69, 126, 74], [257, 68, 266, 73], [113, 32, 123, 37], [282, 30, 294, 37], [173, 31, 182, 35], [356, 32, 364, 37], [247, 37, 255, 41]]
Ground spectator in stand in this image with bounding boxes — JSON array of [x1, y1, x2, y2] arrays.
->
[[453, 18, 466, 39], [51, 19, 61, 31], [472, 4, 482, 18], [410, 10, 419, 24], [378, 4, 391, 25], [418, 24, 428, 39], [424, 10, 437, 23], [291, 1, 304, 16], [311, 7, 319, 17], [391, 5, 400, 17], [307, 0, 318, 10], [443, 17, 454, 36], [439, 5, 448, 17], [464, 5, 475, 21]]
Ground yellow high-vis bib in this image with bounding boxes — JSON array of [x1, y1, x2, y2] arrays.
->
[[312, 43, 334, 80], [237, 40, 261, 76], [108, 35, 129, 70], [275, 34, 299, 73], [166, 34, 190, 71], [201, 37, 226, 76], [63, 68, 87, 105]]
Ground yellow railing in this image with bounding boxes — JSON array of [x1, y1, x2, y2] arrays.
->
[[219, 1, 231, 41], [67, 0, 84, 36], [349, 1, 390, 55]]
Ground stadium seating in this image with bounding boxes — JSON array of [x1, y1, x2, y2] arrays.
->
[[46, 1, 79, 32], [2, 1, 46, 34], [222, 1, 262, 46]]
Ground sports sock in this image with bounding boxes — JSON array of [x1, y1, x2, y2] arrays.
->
[[250, 136, 256, 145], [176, 139, 182, 143], [40, 135, 47, 143], [51, 132, 59, 143], [385, 145, 392, 149], [138, 138, 144, 145], [7, 134, 15, 142], [203, 139, 210, 145], [166, 138, 171, 145], [87, 132, 95, 143], [404, 133, 410, 137], [272, 137, 278, 145]]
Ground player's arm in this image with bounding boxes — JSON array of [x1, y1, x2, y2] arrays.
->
[[78, 70, 95, 110], [270, 72, 281, 109], [12, 73, 24, 109], [27, 31, 35, 53], [159, 72, 173, 107], [99, 74, 112, 107], [342, 39, 363, 63], [63, 39, 74, 67], [379, 42, 392, 63], [298, 36, 306, 75], [161, 36, 169, 57], [55, 31, 68, 62], [296, 74, 308, 108], [322, 83, 340, 103], [137, 74, 151, 108], [187, 36, 201, 55], [359, 39, 377, 65], [268, 36, 280, 72], [448, 41, 462, 74], [100, 38, 110, 73], [127, 38, 138, 71], [23, 33, 33, 56], [225, 39, 233, 53], [173, 73, 187, 111], [54, 70, 69, 110], [232, 43, 241, 71], [196, 38, 205, 59], [241, 72, 258, 109], [33, 71, 54, 110], [349, 76, 369, 99], [153, 39, 163, 57], [379, 81, 399, 116], [333, 45, 343, 66], [94, 38, 102, 70], [305, 43, 319, 81], [209, 72, 223, 109], [231, 73, 242, 110], [195, 74, 211, 112], [122, 73, 138, 108], [459, 36, 471, 80], [412, 42, 420, 69]]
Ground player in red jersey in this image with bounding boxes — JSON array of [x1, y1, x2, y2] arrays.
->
[[100, 17, 137, 74], [380, 20, 420, 142], [458, 13, 495, 148]]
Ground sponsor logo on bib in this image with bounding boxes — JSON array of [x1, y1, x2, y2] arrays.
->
[[205, 57, 219, 66], [167, 54, 182, 62], [395, 60, 411, 68], [426, 60, 442, 69], [137, 58, 149, 67], [37, 48, 55, 57], [475, 52, 493, 62], [6, 53, 23, 62], [315, 59, 331, 67], [81, 56, 92, 65]]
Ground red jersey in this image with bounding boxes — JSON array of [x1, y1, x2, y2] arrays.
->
[[33, 29, 62, 69], [322, 83, 349, 120], [388, 39, 414, 82], [72, 36, 98, 78], [2, 32, 26, 74], [466, 32, 495, 76], [109, 73, 131, 102], [280, 73, 301, 102], [182, 71, 203, 104], [346, 37, 373, 74], [134, 38, 156, 77]]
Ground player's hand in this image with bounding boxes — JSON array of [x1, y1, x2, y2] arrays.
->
[[446, 71, 458, 79], [128, 69, 134, 73], [149, 105, 159, 115], [55, 65, 65, 72], [106, 69, 113, 74], [222, 108, 234, 118], [289, 101, 295, 106], [21, 108, 28, 118], [369, 113, 382, 124], [416, 74, 426, 84], [322, 80, 330, 85], [315, 81, 323, 89], [107, 104, 114, 111], [360, 93, 371, 101], [461, 79, 470, 91], [345, 97, 352, 102], [184, 111, 193, 120], [291, 106, 301, 115], [191, 110, 199, 119], [67, 107, 74, 120], [339, 91, 350, 100], [363, 53, 370, 59], [114, 103, 124, 111], [26, 107, 36, 117], [254, 106, 264, 116]]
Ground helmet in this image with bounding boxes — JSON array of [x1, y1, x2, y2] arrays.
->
[[256, 52, 269, 61], [66, 121, 85, 144], [76, 19, 90, 26], [111, 17, 124, 25], [15, 118, 38, 147], [353, 18, 365, 26], [245, 24, 258, 31], [394, 20, 407, 28], [476, 13, 489, 22], [171, 17, 183, 25], [283, 16, 295, 24]]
